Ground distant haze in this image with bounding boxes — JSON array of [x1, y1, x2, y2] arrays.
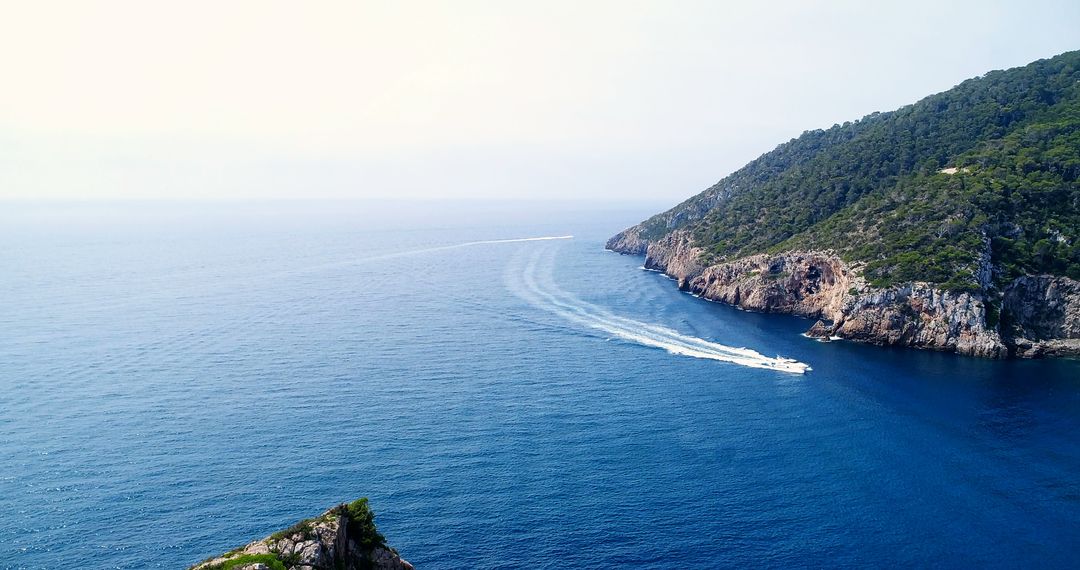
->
[[2, 0, 1078, 201]]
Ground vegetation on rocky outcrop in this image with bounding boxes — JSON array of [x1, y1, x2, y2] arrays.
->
[[191, 499, 409, 570]]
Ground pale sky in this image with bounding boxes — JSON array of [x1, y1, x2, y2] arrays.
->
[[2, 0, 1078, 201]]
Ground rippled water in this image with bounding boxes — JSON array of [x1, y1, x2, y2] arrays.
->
[[2, 201, 1079, 569]]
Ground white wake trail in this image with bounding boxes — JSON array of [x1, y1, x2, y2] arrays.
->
[[279, 235, 576, 276], [514, 247, 810, 374], [359, 235, 574, 263], [462, 236, 575, 245]]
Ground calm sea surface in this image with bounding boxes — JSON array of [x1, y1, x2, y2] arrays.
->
[[2, 201, 1079, 569]]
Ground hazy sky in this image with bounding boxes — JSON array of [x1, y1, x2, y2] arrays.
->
[[2, 0, 1079, 202]]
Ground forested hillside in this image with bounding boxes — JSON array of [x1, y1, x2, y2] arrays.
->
[[628, 50, 1080, 293]]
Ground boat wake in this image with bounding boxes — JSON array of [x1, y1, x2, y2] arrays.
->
[[511, 247, 810, 374], [274, 235, 577, 277], [354, 235, 575, 264], [90, 235, 578, 311]]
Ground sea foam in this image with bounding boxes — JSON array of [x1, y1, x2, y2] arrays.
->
[[514, 247, 810, 374]]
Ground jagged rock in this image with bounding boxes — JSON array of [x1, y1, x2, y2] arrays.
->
[[191, 501, 412, 570], [806, 320, 833, 339]]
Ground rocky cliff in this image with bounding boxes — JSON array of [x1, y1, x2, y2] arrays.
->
[[191, 499, 412, 570], [609, 229, 1080, 358], [1002, 276, 1080, 357]]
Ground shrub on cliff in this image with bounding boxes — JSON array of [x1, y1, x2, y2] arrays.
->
[[343, 497, 387, 550]]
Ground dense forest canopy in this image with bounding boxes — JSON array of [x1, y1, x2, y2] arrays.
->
[[635, 50, 1080, 291]]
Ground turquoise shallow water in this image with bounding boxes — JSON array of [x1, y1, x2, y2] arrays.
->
[[2, 201, 1079, 568]]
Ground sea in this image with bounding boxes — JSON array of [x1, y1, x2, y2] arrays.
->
[[2, 200, 1079, 569]]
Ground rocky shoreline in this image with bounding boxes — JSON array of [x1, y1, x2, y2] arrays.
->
[[607, 229, 1080, 359]]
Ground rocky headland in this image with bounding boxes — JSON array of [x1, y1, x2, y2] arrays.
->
[[608, 229, 1080, 358], [190, 499, 412, 570], [606, 52, 1080, 359]]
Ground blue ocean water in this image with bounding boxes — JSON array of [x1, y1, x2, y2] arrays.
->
[[2, 201, 1079, 569]]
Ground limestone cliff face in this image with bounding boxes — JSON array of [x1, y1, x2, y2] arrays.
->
[[1003, 275, 1080, 357], [687, 250, 856, 322], [642, 230, 706, 288], [831, 283, 1005, 358], [608, 230, 1080, 359], [191, 502, 412, 570]]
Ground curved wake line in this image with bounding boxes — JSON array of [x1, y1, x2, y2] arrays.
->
[[513, 248, 810, 374], [465, 235, 574, 245], [358, 234, 574, 262], [278, 235, 577, 276], [64, 235, 577, 316], [356, 234, 574, 262], [96, 235, 577, 311]]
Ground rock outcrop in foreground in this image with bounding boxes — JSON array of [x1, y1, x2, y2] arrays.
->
[[191, 499, 412, 570], [608, 230, 1080, 358]]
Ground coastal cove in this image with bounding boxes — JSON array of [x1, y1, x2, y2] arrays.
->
[[2, 202, 1080, 568]]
